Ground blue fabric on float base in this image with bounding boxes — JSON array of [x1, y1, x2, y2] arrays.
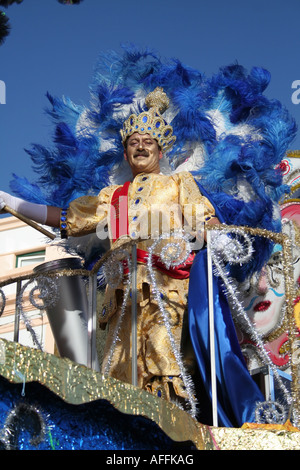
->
[[0, 377, 195, 451], [188, 249, 265, 428]]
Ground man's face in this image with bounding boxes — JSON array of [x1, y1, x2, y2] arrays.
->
[[124, 132, 163, 177]]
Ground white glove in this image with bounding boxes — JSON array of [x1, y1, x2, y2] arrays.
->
[[0, 197, 5, 211], [0, 191, 47, 225]]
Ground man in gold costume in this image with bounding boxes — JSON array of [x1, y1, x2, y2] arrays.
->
[[0, 88, 218, 412]]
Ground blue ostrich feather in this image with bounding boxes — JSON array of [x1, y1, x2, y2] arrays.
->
[[45, 92, 83, 125], [209, 64, 271, 124], [87, 84, 134, 126], [10, 176, 52, 206]]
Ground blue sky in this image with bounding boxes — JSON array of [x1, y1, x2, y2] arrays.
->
[[1, 0, 300, 195]]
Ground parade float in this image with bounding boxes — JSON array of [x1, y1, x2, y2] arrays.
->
[[1, 46, 300, 450]]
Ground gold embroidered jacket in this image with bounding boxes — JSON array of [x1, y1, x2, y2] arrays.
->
[[64, 171, 216, 399]]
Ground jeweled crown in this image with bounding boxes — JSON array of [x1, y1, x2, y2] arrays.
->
[[120, 87, 176, 152]]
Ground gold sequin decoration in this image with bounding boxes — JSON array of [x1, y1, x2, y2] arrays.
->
[[206, 425, 300, 450]]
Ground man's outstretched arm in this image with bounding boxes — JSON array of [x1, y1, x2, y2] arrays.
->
[[0, 190, 61, 228]]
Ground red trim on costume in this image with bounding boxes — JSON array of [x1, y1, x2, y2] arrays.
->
[[136, 248, 194, 279], [111, 182, 195, 279], [111, 181, 130, 242]]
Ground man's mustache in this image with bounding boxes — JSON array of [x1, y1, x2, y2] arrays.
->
[[134, 149, 149, 157]]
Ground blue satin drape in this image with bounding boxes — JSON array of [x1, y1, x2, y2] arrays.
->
[[189, 181, 265, 427], [188, 251, 265, 427]]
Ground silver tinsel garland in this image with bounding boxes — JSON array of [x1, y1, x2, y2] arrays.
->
[[0, 402, 47, 450], [209, 226, 296, 425], [102, 248, 132, 377], [16, 279, 43, 351], [146, 231, 198, 418]]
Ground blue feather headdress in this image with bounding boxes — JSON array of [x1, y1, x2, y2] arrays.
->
[[10, 45, 297, 278]]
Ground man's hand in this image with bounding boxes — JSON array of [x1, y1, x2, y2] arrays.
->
[[204, 216, 220, 242], [0, 190, 48, 224], [205, 216, 220, 227]]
